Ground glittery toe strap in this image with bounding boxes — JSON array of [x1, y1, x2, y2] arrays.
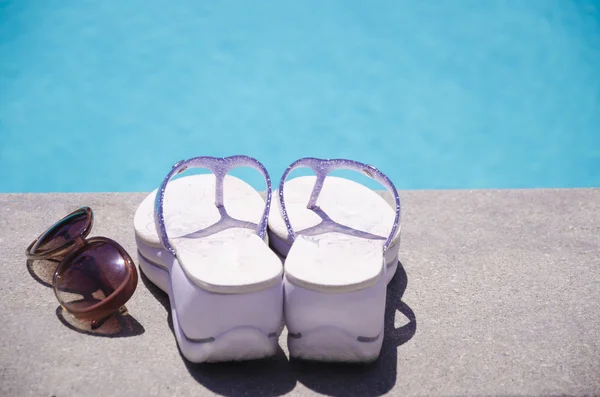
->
[[278, 157, 400, 252], [154, 155, 272, 256]]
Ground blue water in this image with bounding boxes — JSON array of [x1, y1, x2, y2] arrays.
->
[[1, 1, 599, 192]]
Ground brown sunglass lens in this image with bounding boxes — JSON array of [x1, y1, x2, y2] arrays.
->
[[54, 240, 130, 313], [34, 208, 90, 253]]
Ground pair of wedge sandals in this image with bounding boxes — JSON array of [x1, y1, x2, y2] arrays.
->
[[134, 156, 401, 363]]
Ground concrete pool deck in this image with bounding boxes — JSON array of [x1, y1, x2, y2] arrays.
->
[[1, 189, 599, 396]]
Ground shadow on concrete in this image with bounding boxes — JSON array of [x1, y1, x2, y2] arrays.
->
[[140, 271, 297, 397], [27, 259, 145, 337], [141, 261, 416, 397], [182, 348, 296, 397]]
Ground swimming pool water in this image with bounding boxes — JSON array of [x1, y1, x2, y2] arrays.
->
[[1, 1, 599, 192]]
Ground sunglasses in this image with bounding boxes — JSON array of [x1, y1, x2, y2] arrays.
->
[[26, 207, 138, 330]]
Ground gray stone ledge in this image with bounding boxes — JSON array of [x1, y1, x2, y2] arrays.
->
[[1, 189, 599, 396]]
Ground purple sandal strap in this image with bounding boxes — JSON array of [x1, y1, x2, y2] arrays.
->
[[278, 157, 400, 252], [154, 155, 272, 256]]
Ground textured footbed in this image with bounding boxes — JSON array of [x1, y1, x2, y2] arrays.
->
[[134, 174, 283, 293], [268, 176, 400, 292], [285, 235, 386, 292]]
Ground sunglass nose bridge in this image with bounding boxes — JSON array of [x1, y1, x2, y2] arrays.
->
[[74, 235, 86, 246]]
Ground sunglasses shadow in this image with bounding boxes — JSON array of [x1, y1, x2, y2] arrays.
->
[[27, 259, 145, 338], [140, 270, 298, 397]]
